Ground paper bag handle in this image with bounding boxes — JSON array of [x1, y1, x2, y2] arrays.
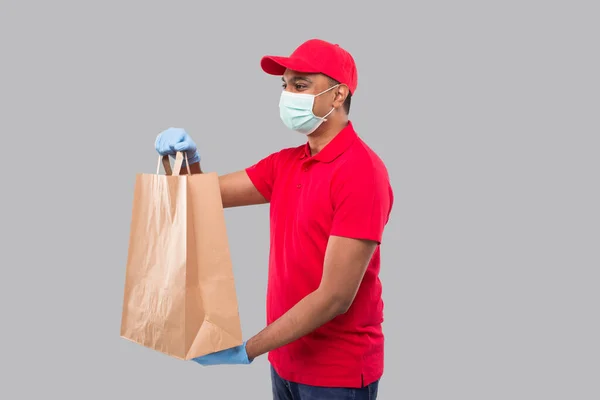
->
[[156, 152, 191, 176]]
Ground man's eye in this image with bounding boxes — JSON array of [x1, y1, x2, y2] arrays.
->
[[295, 84, 306, 90], [281, 83, 287, 89]]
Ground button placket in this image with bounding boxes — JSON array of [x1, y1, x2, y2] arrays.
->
[[298, 161, 311, 189]]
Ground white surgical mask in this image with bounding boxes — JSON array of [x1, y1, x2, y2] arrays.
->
[[279, 84, 339, 135]]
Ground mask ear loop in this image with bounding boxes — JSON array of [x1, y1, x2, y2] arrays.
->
[[320, 107, 335, 121], [315, 84, 341, 121], [315, 84, 340, 97]]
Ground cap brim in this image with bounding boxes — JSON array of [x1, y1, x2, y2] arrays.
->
[[260, 56, 318, 76]]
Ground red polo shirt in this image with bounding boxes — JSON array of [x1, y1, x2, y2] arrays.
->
[[245, 121, 393, 388]]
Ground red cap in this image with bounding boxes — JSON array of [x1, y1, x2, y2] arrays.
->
[[261, 39, 358, 95]]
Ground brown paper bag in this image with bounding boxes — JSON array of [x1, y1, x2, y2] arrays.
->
[[120, 152, 243, 360]]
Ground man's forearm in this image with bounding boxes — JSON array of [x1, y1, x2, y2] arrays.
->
[[244, 289, 345, 361]]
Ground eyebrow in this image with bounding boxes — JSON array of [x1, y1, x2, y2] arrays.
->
[[282, 76, 313, 83]]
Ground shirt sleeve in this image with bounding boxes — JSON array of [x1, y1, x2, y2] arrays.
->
[[330, 162, 393, 244], [244, 151, 280, 202]]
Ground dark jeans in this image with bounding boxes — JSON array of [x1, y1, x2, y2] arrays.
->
[[271, 366, 379, 400]]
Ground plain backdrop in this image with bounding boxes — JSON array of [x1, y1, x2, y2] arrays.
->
[[0, 1, 598, 399]]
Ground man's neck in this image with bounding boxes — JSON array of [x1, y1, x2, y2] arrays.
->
[[307, 119, 348, 156]]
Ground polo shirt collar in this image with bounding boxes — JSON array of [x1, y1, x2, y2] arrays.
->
[[300, 121, 357, 163]]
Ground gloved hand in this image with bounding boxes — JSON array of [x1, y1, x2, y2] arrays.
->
[[191, 342, 252, 366], [155, 127, 200, 165]]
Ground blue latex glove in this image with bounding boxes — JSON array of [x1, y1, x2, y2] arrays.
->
[[155, 127, 200, 165], [191, 342, 252, 366]]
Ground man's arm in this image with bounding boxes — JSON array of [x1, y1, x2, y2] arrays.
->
[[181, 162, 268, 208], [157, 127, 270, 208], [244, 235, 378, 361]]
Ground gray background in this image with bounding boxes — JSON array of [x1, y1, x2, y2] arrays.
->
[[1, 1, 598, 399]]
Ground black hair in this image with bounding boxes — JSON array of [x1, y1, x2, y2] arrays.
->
[[327, 77, 352, 115]]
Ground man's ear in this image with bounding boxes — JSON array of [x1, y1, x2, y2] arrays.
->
[[333, 84, 349, 110]]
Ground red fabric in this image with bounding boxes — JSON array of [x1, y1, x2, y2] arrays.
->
[[260, 38, 358, 94], [245, 122, 393, 388]]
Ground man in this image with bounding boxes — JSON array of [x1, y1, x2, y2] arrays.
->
[[155, 38, 394, 400]]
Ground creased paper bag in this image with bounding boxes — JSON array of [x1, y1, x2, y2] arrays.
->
[[120, 152, 243, 360]]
